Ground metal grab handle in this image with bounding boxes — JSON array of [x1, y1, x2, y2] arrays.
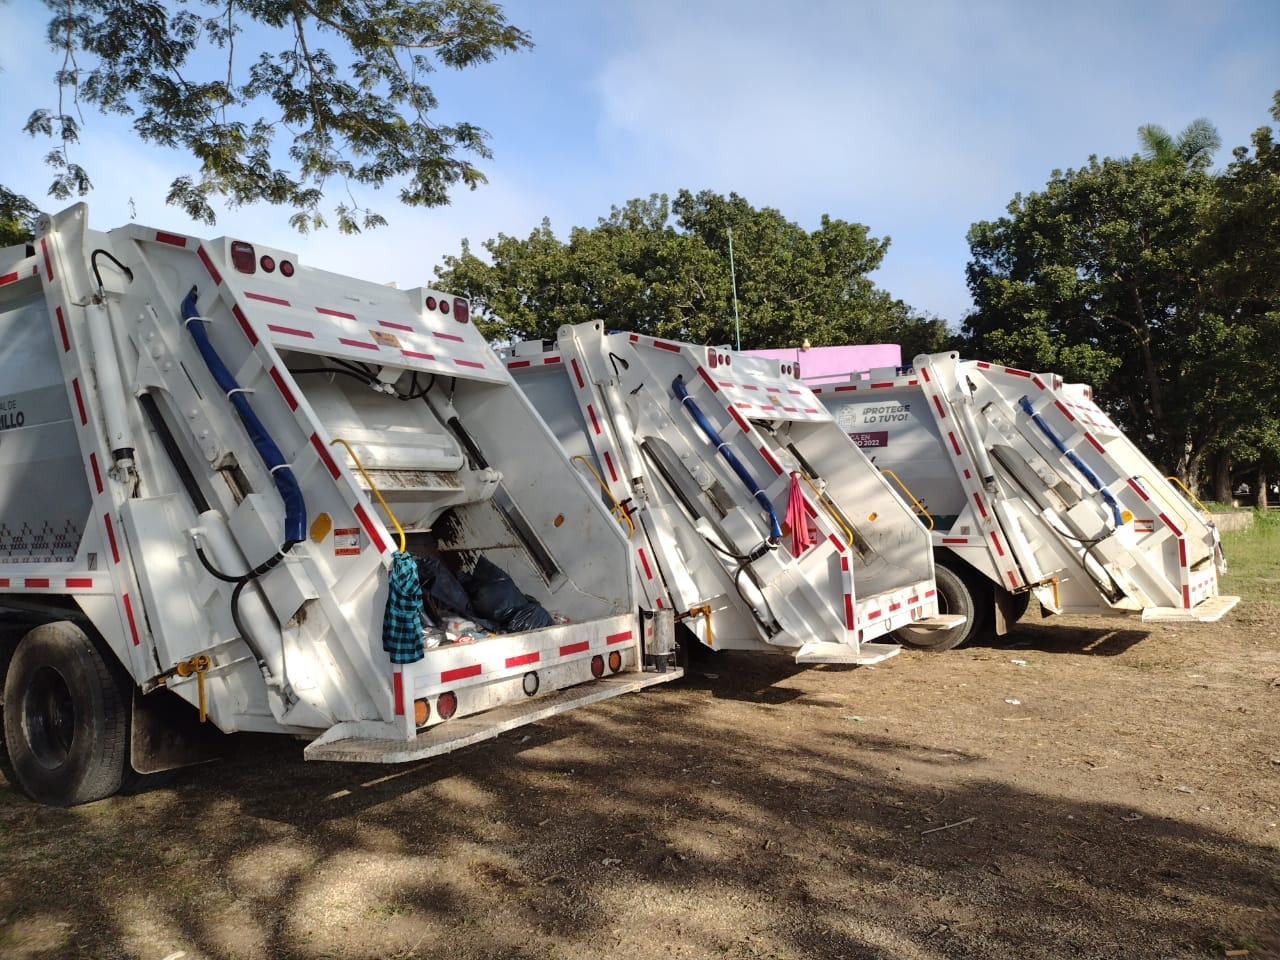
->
[[329, 437, 407, 553], [794, 470, 855, 545], [571, 455, 635, 539], [879, 469, 934, 530]]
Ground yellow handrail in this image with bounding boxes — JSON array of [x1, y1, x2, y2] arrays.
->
[[879, 468, 934, 530], [329, 437, 406, 553], [572, 454, 635, 539], [1165, 475, 1211, 515], [794, 471, 855, 546]]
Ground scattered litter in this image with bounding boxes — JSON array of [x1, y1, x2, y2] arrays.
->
[[161, 953, 187, 960], [1004, 698, 1021, 706], [537, 818, 552, 827], [710, 779, 722, 785], [763, 838, 775, 850], [1176, 785, 1192, 794], [1010, 659, 1027, 666], [1224, 950, 1250, 958], [1120, 812, 1143, 822], [921, 816, 976, 835], [601, 858, 622, 867], [1199, 806, 1211, 812], [843, 715, 865, 722]]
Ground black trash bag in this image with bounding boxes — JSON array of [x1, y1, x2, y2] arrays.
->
[[460, 556, 554, 632], [415, 555, 475, 621]]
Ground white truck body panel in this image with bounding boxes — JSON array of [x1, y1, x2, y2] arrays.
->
[[811, 352, 1239, 623], [0, 204, 679, 775], [504, 324, 962, 664]]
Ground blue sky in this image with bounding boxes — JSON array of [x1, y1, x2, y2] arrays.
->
[[1, 0, 1277, 329]]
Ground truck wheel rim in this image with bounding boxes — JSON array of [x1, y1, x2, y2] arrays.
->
[[24, 666, 77, 769]]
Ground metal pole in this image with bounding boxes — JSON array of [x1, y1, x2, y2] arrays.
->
[[727, 227, 741, 350]]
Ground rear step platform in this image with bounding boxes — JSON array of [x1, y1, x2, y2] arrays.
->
[[1141, 594, 1241, 623], [305, 669, 684, 763], [795, 641, 901, 665]]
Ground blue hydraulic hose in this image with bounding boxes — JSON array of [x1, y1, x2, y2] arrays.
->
[[672, 375, 782, 541], [181, 286, 307, 544], [1019, 395, 1123, 527]]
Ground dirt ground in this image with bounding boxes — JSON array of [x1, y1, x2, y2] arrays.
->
[[1, 604, 1277, 960]]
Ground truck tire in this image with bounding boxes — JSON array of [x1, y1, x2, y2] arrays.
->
[[894, 564, 988, 652], [1, 623, 130, 806]]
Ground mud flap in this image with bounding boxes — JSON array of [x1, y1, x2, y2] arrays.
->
[[130, 686, 231, 774]]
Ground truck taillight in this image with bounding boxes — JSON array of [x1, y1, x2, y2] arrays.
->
[[437, 691, 458, 720], [230, 241, 256, 274], [453, 298, 469, 323]]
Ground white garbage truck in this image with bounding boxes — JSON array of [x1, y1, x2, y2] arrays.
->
[[0, 204, 681, 807], [810, 351, 1239, 648], [503, 325, 963, 666]]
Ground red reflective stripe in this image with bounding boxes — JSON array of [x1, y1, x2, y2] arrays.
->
[[1005, 367, 1031, 378], [56, 306, 70, 351], [588, 404, 602, 435], [66, 578, 93, 588], [932, 395, 946, 418], [1085, 433, 1105, 454], [870, 381, 894, 388], [603, 450, 619, 483], [697, 367, 719, 391], [393, 672, 405, 715], [311, 433, 341, 478], [267, 324, 314, 339], [72, 378, 87, 425], [942, 537, 967, 544], [638, 548, 653, 579], [1032, 376, 1047, 390], [441, 664, 481, 683], [506, 652, 540, 668], [270, 368, 297, 410], [1054, 399, 1075, 421], [758, 446, 782, 474], [949, 431, 962, 456], [1159, 513, 1183, 536], [920, 366, 932, 382], [828, 533, 842, 551], [41, 238, 53, 281], [507, 359, 531, 369], [454, 359, 485, 369], [105, 514, 120, 563], [0, 578, 7, 587], [316, 306, 355, 319], [973, 492, 988, 518], [844, 592, 855, 629], [990, 532, 1005, 556], [606, 631, 632, 645], [559, 640, 590, 656], [833, 384, 858, 392], [866, 609, 882, 620], [233, 305, 258, 345], [571, 358, 585, 388], [354, 503, 388, 554], [401, 350, 436, 360], [24, 578, 49, 588], [433, 331, 465, 342], [379, 320, 414, 332], [123, 593, 141, 645], [653, 339, 680, 352], [155, 231, 187, 247], [1007, 571, 1020, 589], [0, 270, 17, 285], [197, 246, 222, 285], [246, 292, 291, 306], [729, 407, 751, 433], [543, 356, 561, 365], [339, 337, 379, 351], [889, 602, 902, 612]]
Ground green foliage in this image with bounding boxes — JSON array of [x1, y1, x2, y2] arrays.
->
[[436, 189, 949, 352], [963, 94, 1280, 492], [13, 0, 531, 231], [0, 187, 40, 246]]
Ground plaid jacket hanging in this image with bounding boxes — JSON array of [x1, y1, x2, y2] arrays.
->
[[382, 551, 425, 664]]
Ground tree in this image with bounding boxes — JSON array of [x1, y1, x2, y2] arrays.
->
[[438, 189, 951, 354], [964, 95, 1280, 497], [0, 187, 40, 247], [8, 0, 531, 233]]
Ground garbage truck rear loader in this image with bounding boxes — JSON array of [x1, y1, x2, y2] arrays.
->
[[0, 205, 678, 807], [811, 351, 1239, 649], [504, 324, 963, 666]]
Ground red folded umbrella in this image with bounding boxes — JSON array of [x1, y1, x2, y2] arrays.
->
[[785, 472, 813, 555]]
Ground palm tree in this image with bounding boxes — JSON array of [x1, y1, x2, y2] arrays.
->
[[1137, 118, 1222, 170]]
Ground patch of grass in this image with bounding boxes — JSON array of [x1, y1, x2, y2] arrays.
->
[[1220, 513, 1280, 603]]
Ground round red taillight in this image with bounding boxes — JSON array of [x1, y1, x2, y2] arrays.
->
[[259, 254, 276, 273], [440, 299, 451, 315], [437, 690, 458, 720], [425, 296, 437, 310], [590, 655, 605, 678], [279, 260, 295, 278], [607, 651, 622, 673]]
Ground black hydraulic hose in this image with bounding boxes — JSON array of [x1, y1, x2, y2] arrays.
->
[[672, 375, 782, 541]]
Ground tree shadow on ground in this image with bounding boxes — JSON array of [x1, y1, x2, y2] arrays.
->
[[2, 655, 1276, 960]]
